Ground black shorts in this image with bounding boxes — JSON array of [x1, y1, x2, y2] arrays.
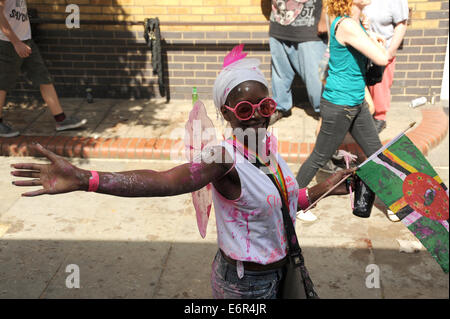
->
[[0, 39, 53, 91]]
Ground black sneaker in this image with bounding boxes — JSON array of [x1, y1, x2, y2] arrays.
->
[[0, 122, 20, 137], [55, 115, 87, 132], [373, 118, 386, 133]]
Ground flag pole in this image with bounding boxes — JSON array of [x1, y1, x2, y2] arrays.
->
[[357, 122, 416, 168], [298, 173, 353, 216]]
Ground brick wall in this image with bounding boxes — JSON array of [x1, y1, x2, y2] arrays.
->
[[7, 0, 449, 104], [393, 0, 449, 102]]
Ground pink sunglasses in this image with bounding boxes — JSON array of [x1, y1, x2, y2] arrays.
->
[[224, 97, 277, 121]]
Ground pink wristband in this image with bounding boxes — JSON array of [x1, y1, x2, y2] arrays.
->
[[298, 188, 310, 210], [88, 171, 99, 192]]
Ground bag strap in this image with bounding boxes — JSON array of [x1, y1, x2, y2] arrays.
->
[[264, 171, 305, 266], [326, 14, 330, 48]]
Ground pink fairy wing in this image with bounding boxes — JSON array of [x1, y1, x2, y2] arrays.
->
[[185, 100, 218, 238], [191, 184, 213, 238], [268, 132, 278, 155], [184, 100, 217, 161]]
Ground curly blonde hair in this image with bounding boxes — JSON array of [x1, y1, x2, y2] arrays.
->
[[325, 0, 353, 17]]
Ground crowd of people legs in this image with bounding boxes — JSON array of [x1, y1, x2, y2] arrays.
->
[[269, 0, 408, 222]]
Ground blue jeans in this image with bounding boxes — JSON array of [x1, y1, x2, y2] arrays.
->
[[270, 37, 327, 113], [296, 98, 383, 188], [211, 250, 283, 299]]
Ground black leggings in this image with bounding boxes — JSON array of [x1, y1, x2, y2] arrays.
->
[[296, 97, 383, 188]]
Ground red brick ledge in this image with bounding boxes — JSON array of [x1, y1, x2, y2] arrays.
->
[[1, 108, 448, 163]]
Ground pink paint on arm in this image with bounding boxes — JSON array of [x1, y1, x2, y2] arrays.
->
[[49, 178, 57, 190], [189, 162, 203, 184]]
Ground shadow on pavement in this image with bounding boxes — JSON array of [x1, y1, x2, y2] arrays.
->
[[0, 239, 447, 299], [2, 98, 172, 141]]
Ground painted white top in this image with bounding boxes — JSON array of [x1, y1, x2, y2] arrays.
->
[[0, 0, 31, 41], [212, 140, 299, 265]]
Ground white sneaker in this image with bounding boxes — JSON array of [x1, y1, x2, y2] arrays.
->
[[297, 210, 317, 222], [386, 209, 400, 222]]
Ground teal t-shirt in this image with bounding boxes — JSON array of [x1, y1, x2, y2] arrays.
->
[[323, 16, 368, 106]]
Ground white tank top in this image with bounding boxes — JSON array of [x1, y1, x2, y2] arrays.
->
[[212, 140, 299, 265], [0, 0, 32, 41]]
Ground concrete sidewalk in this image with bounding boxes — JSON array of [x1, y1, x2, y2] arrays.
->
[[0, 98, 448, 299], [0, 98, 448, 161]]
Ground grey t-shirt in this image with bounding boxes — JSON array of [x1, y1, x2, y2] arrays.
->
[[363, 0, 409, 48], [269, 0, 325, 43]]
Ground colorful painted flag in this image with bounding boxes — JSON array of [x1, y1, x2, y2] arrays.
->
[[357, 133, 449, 273]]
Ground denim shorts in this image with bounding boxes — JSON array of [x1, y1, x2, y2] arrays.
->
[[0, 39, 53, 91], [210, 250, 284, 299]]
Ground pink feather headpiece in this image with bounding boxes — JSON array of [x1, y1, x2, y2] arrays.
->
[[213, 44, 267, 111], [222, 44, 247, 68]]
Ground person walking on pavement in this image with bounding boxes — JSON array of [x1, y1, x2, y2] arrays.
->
[[11, 45, 355, 299], [269, 0, 328, 124], [296, 0, 388, 207], [363, 0, 409, 133], [0, 0, 87, 137]]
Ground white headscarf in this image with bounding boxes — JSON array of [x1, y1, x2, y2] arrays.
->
[[213, 52, 268, 113]]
